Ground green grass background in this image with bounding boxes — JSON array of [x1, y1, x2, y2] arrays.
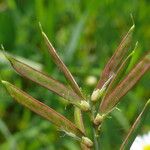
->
[[0, 0, 150, 149]]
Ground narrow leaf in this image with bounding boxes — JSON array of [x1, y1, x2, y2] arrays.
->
[[1, 81, 85, 138], [120, 99, 150, 150], [65, 13, 87, 63], [39, 23, 84, 99], [0, 119, 11, 139], [100, 52, 150, 113], [4, 54, 82, 106], [96, 25, 135, 91]]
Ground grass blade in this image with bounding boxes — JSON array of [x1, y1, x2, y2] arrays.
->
[[39, 23, 84, 99], [4, 53, 82, 106], [95, 25, 135, 91], [1, 80, 85, 139], [100, 52, 150, 113], [120, 99, 150, 150], [0, 119, 11, 139], [65, 13, 87, 63]]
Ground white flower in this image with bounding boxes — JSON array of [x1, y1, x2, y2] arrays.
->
[[130, 131, 150, 150], [85, 76, 97, 86]]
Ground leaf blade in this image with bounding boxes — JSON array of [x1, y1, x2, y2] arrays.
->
[[1, 80, 85, 138]]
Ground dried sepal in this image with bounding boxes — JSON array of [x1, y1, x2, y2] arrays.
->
[[100, 52, 150, 113], [1, 80, 85, 138]]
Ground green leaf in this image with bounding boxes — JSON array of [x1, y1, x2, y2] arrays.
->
[[4, 53, 82, 106], [120, 99, 150, 150], [1, 80, 85, 139], [65, 13, 87, 63], [95, 25, 135, 91], [112, 111, 130, 132], [99, 52, 150, 113], [39, 23, 84, 99], [0, 119, 11, 139]]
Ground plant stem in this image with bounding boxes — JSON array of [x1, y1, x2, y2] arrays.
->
[[91, 104, 100, 150], [93, 127, 99, 150]]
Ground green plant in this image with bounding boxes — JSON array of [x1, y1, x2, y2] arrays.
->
[[1, 22, 150, 150]]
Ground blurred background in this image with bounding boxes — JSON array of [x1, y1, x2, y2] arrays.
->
[[0, 0, 150, 149]]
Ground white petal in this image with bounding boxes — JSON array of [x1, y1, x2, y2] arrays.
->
[[130, 131, 150, 150]]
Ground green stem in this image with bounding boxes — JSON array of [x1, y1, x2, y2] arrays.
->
[[93, 127, 99, 150], [91, 104, 100, 150]]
